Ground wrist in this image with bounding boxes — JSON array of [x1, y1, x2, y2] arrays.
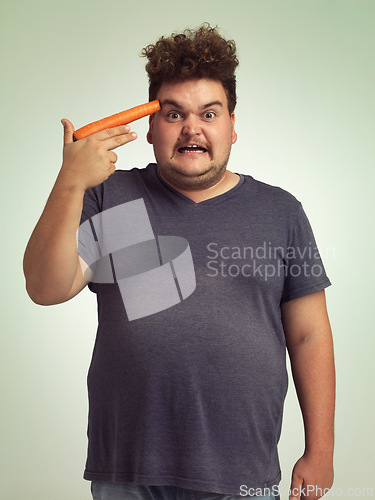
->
[[55, 166, 87, 196], [304, 443, 334, 462]]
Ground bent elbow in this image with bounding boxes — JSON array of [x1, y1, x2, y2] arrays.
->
[[25, 281, 62, 306], [25, 284, 50, 306]]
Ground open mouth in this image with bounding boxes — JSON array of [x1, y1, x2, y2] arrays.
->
[[177, 145, 208, 154]]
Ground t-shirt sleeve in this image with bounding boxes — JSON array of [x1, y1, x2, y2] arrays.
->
[[281, 203, 331, 303], [80, 185, 103, 225], [77, 186, 103, 291]]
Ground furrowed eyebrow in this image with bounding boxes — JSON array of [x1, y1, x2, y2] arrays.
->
[[202, 101, 223, 109], [160, 99, 223, 110], [160, 99, 183, 109]]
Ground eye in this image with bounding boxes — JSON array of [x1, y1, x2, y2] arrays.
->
[[203, 111, 216, 120], [167, 111, 182, 120]]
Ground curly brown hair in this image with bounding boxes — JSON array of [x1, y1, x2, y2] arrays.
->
[[141, 23, 239, 113]]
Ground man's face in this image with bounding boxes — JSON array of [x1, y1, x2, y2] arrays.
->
[[147, 78, 237, 191]]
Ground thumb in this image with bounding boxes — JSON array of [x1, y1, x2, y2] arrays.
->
[[61, 118, 75, 145], [290, 469, 304, 500]]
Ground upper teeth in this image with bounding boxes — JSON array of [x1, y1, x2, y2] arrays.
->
[[178, 145, 207, 154]]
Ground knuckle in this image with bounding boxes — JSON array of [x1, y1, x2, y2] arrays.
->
[[86, 136, 97, 148]]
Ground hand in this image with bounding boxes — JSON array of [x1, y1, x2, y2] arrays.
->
[[289, 452, 334, 500], [59, 119, 137, 191]]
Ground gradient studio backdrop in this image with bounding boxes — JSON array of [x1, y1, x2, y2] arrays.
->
[[1, 0, 374, 498]]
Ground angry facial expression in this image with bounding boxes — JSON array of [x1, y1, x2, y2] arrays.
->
[[147, 78, 237, 192]]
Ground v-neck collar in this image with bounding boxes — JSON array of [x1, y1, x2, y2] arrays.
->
[[153, 164, 245, 207]]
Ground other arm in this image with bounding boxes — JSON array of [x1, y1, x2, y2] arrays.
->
[[281, 289, 335, 500], [23, 120, 137, 305]]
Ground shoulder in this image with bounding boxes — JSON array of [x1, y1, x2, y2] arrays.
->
[[243, 174, 299, 202], [94, 163, 157, 201], [81, 164, 157, 220], [105, 163, 156, 187], [240, 174, 303, 215]]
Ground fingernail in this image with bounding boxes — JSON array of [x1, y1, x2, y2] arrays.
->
[[131, 132, 137, 138], [124, 125, 130, 132]]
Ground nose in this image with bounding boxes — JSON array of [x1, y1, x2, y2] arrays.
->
[[182, 114, 201, 136]]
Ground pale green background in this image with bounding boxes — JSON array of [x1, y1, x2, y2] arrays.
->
[[1, 0, 374, 498]]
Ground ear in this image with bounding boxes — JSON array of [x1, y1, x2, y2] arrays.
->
[[147, 114, 154, 144], [231, 112, 237, 144]]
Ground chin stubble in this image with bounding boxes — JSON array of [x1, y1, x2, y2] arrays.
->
[[158, 157, 230, 191]]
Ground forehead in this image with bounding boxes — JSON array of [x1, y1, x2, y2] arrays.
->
[[157, 78, 229, 110]]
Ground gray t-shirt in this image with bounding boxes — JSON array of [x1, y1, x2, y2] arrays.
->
[[78, 163, 331, 495]]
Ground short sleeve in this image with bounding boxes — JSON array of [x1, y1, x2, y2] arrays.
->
[[77, 186, 104, 292], [281, 203, 331, 303], [80, 185, 103, 225]]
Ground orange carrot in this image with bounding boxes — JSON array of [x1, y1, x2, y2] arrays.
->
[[73, 99, 161, 140]]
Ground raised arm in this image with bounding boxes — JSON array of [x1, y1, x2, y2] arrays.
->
[[281, 290, 335, 500], [23, 119, 137, 305]]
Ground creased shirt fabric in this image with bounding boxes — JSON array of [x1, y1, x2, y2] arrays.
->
[[78, 163, 331, 495]]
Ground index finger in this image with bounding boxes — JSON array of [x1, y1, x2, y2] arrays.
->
[[99, 126, 138, 150]]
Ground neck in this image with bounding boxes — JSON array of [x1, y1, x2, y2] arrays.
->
[[160, 170, 240, 203]]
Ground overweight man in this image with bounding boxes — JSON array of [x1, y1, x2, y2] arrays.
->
[[24, 24, 335, 500]]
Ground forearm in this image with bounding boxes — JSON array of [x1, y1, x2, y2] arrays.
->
[[288, 331, 335, 456], [23, 172, 85, 304], [24, 119, 137, 305]]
